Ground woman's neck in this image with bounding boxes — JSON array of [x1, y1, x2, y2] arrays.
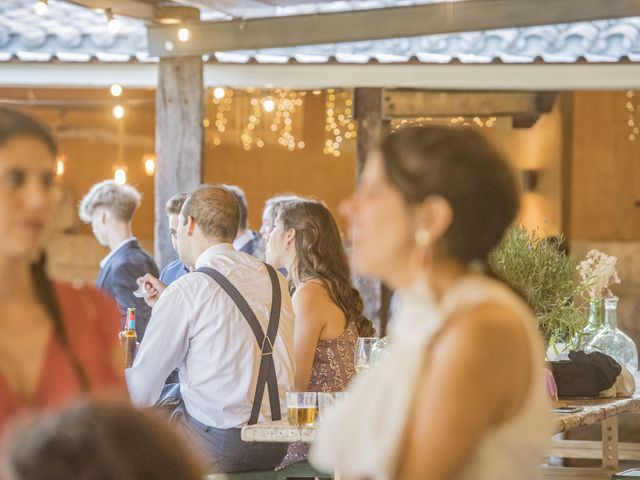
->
[[0, 256, 34, 301], [425, 260, 470, 302]]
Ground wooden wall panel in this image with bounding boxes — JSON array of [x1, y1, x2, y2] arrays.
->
[[571, 92, 640, 241]]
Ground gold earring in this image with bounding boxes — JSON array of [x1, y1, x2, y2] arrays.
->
[[415, 228, 431, 247]]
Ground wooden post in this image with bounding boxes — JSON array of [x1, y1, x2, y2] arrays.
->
[[353, 88, 393, 335], [154, 56, 204, 269]]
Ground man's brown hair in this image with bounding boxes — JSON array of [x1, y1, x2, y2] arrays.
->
[[182, 185, 239, 242], [165, 192, 188, 216]]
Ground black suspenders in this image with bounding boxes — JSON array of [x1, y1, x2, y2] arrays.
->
[[196, 263, 282, 425]]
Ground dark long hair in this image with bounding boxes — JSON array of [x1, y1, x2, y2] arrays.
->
[[379, 125, 520, 287], [0, 107, 89, 391], [278, 200, 376, 337]]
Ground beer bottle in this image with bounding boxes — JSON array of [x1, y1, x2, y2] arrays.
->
[[119, 308, 138, 368]]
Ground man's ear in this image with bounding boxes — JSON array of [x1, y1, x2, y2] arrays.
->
[[187, 216, 197, 236]]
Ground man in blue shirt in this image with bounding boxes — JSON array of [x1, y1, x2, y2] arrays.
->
[[159, 192, 190, 285]]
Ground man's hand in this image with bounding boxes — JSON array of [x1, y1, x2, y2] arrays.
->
[[137, 274, 167, 307]]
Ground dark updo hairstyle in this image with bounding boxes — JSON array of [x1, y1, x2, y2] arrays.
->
[[0, 107, 88, 390], [380, 125, 519, 270], [278, 200, 376, 337], [1, 400, 206, 480]]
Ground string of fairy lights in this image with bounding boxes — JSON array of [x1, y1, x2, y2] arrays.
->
[[625, 90, 639, 142]]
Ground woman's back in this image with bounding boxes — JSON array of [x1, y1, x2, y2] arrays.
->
[[310, 274, 551, 479]]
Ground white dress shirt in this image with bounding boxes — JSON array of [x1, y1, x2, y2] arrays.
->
[[100, 237, 136, 268], [125, 243, 295, 429]]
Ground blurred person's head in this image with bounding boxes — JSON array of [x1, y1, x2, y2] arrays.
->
[[177, 185, 239, 266], [267, 199, 375, 336], [165, 192, 188, 252], [224, 185, 249, 234], [341, 125, 519, 290], [0, 107, 58, 261], [1, 400, 206, 480], [260, 194, 301, 242], [79, 180, 141, 247]]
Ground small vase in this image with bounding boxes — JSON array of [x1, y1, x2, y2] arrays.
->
[[585, 297, 638, 372], [579, 298, 604, 348]]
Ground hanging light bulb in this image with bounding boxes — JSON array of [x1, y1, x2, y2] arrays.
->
[[177, 27, 191, 42], [56, 155, 66, 176], [110, 84, 123, 97], [106, 8, 121, 33], [262, 98, 275, 113], [112, 105, 125, 119], [34, 0, 48, 15], [114, 168, 127, 186], [213, 87, 226, 100], [143, 155, 156, 176]]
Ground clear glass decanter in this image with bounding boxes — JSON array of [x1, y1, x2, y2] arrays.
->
[[579, 298, 604, 348], [586, 297, 638, 372]]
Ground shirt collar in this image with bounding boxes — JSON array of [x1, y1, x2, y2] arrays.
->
[[232, 230, 255, 251], [194, 243, 235, 270], [100, 237, 137, 268]]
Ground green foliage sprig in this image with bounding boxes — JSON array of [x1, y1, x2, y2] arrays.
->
[[489, 225, 587, 348]]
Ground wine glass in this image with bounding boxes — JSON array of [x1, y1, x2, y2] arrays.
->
[[354, 337, 378, 375]]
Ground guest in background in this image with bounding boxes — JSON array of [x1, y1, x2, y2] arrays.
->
[[225, 185, 260, 257], [259, 194, 301, 243], [1, 400, 206, 480], [159, 192, 190, 285], [128, 185, 295, 473], [79, 180, 158, 339], [310, 126, 551, 479], [0, 108, 125, 432], [266, 199, 375, 468]]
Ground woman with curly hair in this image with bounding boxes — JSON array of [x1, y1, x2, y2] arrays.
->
[[266, 199, 375, 467]]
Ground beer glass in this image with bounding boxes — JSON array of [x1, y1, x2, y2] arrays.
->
[[354, 337, 378, 374], [286, 392, 317, 427]]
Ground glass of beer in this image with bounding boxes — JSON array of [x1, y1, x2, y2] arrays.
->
[[354, 337, 378, 375], [286, 392, 317, 427]]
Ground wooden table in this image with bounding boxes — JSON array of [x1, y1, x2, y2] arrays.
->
[[241, 420, 336, 479], [543, 396, 640, 479], [243, 398, 640, 479], [241, 419, 315, 443]]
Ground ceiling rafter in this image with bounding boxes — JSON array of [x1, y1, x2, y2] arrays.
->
[[147, 0, 640, 57]]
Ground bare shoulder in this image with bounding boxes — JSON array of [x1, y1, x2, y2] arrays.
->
[[434, 302, 531, 374], [292, 281, 331, 309]]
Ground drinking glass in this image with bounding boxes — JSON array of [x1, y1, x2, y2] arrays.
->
[[316, 391, 348, 421], [354, 337, 378, 375], [286, 392, 317, 427]]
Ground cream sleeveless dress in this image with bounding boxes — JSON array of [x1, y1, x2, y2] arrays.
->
[[309, 274, 551, 480]]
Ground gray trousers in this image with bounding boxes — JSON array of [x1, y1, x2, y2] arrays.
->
[[177, 413, 288, 473]]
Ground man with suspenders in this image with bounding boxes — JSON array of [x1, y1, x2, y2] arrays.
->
[[126, 185, 295, 473]]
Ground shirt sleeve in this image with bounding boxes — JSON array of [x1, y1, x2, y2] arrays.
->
[[125, 280, 192, 407]]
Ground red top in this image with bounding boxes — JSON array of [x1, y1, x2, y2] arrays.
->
[[0, 282, 126, 431]]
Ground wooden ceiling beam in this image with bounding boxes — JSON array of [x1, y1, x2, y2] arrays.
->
[[147, 0, 640, 57]]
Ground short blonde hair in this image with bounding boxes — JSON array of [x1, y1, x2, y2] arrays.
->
[[182, 185, 239, 242], [165, 192, 188, 216], [79, 180, 141, 223]]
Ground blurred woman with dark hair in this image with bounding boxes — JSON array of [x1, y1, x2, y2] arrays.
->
[[1, 400, 206, 480], [266, 199, 375, 467], [310, 126, 551, 479], [0, 107, 125, 431]]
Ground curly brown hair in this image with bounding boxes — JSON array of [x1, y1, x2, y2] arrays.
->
[[277, 200, 375, 337]]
